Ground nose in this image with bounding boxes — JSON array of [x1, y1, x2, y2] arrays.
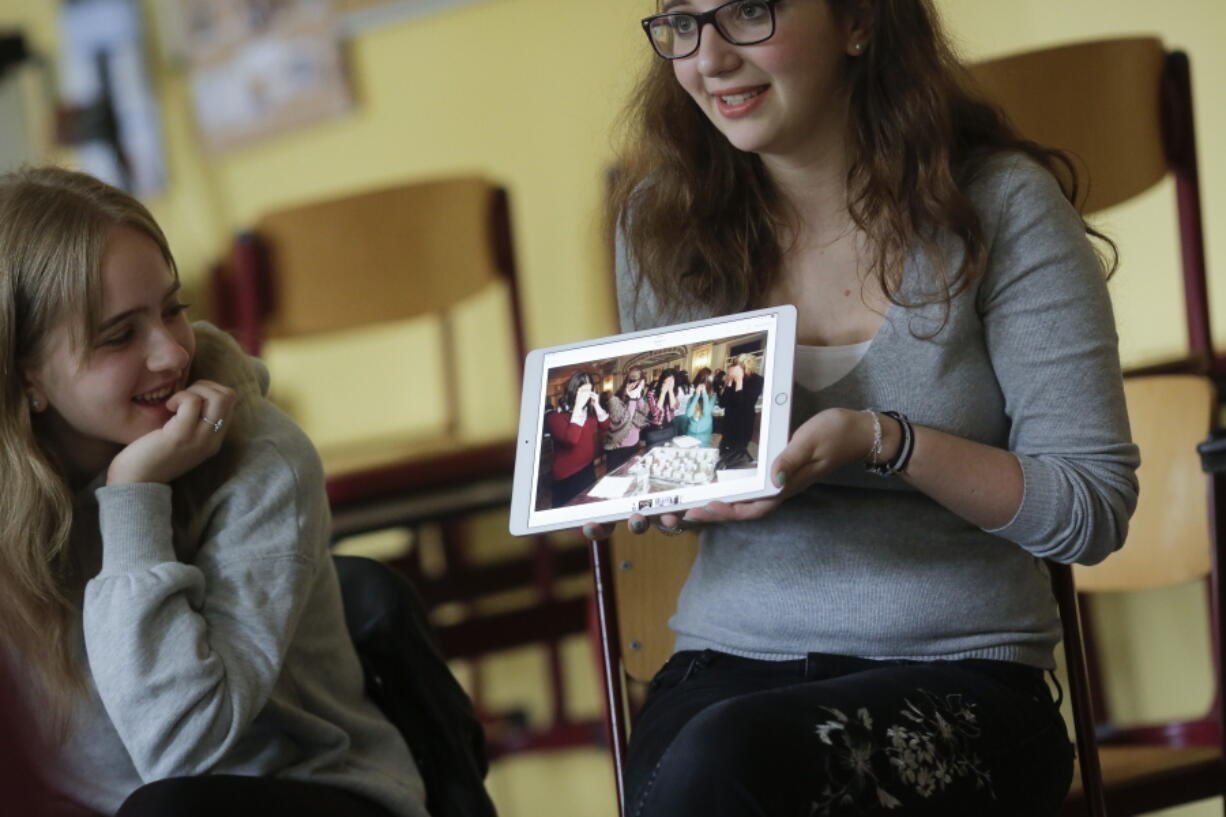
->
[[147, 327, 191, 373], [695, 22, 741, 76]]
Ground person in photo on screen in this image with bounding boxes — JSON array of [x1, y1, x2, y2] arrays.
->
[[716, 352, 763, 465], [645, 368, 681, 444], [673, 367, 693, 406], [682, 368, 716, 446], [0, 168, 428, 817], [595, 1, 1140, 815], [604, 367, 651, 472], [671, 368, 693, 435], [682, 367, 716, 446], [546, 370, 610, 507]]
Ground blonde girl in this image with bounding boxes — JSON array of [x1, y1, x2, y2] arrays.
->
[[0, 168, 426, 817]]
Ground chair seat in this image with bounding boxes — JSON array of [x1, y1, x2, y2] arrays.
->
[[320, 435, 517, 537], [1062, 745, 1223, 816]]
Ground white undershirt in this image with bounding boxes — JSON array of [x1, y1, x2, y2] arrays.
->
[[794, 340, 872, 392]]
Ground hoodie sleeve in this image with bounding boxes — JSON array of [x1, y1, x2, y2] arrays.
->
[[83, 414, 329, 781]]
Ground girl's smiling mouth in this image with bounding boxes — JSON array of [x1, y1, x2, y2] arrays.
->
[[132, 379, 180, 405], [712, 85, 770, 117]]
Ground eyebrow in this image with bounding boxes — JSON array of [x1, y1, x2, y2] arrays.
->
[[97, 282, 182, 333]]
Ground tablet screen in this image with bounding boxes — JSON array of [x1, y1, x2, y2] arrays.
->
[[524, 310, 788, 532]]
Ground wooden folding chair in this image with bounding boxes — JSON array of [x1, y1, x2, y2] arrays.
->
[[1056, 374, 1225, 816], [211, 177, 598, 760], [214, 176, 525, 534], [972, 35, 1224, 812]]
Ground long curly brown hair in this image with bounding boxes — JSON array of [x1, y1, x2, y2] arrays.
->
[[612, 0, 1116, 324]]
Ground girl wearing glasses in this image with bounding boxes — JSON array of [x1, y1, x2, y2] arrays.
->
[[598, 1, 1138, 815]]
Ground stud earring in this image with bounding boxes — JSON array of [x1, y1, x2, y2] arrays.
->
[[853, 43, 863, 53], [29, 395, 43, 412]]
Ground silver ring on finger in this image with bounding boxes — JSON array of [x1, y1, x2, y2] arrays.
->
[[201, 416, 224, 433], [655, 523, 685, 536]]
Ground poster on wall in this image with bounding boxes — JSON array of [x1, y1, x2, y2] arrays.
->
[[58, 0, 166, 194], [174, 0, 353, 152]]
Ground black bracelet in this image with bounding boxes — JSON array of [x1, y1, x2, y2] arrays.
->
[[865, 411, 914, 476], [884, 411, 915, 474]]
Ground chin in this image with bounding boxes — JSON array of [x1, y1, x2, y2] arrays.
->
[[715, 126, 775, 156]]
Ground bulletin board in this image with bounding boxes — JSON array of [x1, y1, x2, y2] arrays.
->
[[176, 0, 353, 153]]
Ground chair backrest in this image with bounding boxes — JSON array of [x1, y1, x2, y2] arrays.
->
[[1074, 374, 1215, 592], [221, 176, 525, 362], [968, 37, 1167, 215], [217, 176, 526, 445], [246, 177, 521, 346], [968, 37, 1213, 371]]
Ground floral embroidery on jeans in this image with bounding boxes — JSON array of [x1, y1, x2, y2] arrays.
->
[[809, 691, 994, 815]]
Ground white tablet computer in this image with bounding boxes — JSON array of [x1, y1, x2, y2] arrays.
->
[[510, 305, 796, 536]]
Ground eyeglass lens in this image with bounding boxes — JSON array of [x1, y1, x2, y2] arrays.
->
[[647, 0, 774, 59]]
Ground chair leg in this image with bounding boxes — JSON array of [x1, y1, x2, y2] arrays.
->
[[1051, 563, 1108, 817], [589, 536, 627, 816]]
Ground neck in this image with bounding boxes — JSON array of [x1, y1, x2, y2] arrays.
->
[[761, 143, 855, 247], [758, 92, 857, 247]]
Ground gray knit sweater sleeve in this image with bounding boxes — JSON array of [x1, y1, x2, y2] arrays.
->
[[975, 158, 1139, 564]]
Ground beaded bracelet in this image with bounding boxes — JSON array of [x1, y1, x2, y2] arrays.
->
[[864, 410, 915, 476], [861, 409, 884, 467]]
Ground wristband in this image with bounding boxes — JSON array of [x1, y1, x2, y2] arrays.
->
[[864, 410, 914, 476]]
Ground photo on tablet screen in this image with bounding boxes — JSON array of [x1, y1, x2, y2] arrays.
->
[[532, 327, 770, 517], [512, 307, 795, 535]]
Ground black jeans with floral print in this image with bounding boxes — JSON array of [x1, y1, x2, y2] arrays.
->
[[624, 650, 1073, 817]]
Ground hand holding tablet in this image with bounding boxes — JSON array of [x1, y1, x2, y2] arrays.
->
[[510, 306, 797, 536], [645, 405, 883, 531]]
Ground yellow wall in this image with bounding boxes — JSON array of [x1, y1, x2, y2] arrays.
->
[[5, 0, 1223, 441], [2, 2, 1224, 815]]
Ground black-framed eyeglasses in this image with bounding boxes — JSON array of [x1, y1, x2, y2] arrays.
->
[[641, 0, 779, 60]]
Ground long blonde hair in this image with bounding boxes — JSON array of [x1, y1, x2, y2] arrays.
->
[[0, 167, 261, 739]]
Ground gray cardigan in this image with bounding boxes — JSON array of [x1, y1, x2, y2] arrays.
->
[[616, 154, 1140, 669], [52, 386, 428, 816]]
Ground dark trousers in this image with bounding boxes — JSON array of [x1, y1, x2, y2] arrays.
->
[[551, 463, 595, 508], [625, 650, 1073, 817], [605, 445, 637, 474], [115, 775, 395, 817]]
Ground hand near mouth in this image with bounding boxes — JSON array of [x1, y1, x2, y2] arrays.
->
[[106, 380, 238, 486]]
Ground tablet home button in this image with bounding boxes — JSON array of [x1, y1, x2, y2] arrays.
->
[[774, 393, 787, 405]]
